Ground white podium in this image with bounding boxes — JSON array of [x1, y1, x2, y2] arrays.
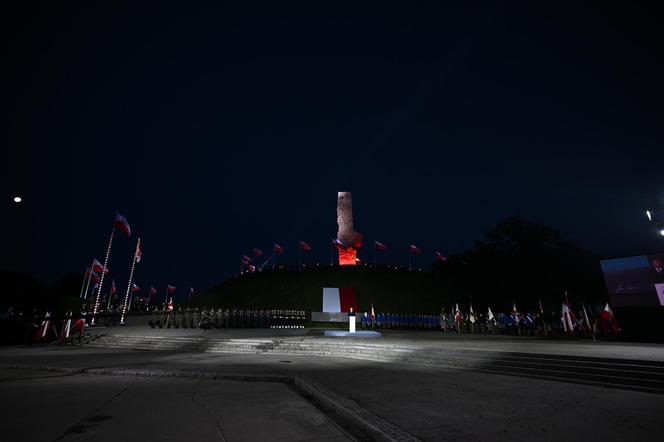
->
[[349, 315, 356, 333]]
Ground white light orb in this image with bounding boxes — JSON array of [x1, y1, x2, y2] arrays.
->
[[13, 196, 22, 203], [660, 229, 664, 237]]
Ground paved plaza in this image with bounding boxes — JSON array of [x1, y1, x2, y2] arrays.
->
[[1, 328, 663, 441]]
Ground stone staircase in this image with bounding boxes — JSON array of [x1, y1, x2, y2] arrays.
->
[[86, 333, 664, 394]]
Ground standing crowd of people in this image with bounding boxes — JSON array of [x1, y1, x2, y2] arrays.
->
[[150, 308, 306, 329]]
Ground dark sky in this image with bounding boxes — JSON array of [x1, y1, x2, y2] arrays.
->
[[2, 2, 663, 296]]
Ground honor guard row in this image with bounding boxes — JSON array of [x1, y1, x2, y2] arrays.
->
[[149, 308, 306, 329]]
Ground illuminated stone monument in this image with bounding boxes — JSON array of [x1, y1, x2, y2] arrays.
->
[[336, 191, 362, 265]]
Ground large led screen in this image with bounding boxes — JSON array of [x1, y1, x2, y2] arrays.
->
[[600, 253, 664, 307]]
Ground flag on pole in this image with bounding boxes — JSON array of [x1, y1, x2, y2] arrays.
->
[[252, 248, 263, 257], [511, 302, 520, 324], [114, 213, 131, 237], [487, 306, 495, 322], [110, 280, 117, 297], [87, 270, 100, 284], [561, 303, 575, 334], [409, 244, 422, 254], [92, 258, 109, 274], [273, 243, 285, 253], [189, 287, 195, 301], [241, 255, 252, 264], [167, 298, 174, 311], [370, 303, 376, 322], [454, 304, 462, 323], [582, 304, 593, 334], [167, 285, 176, 293], [332, 239, 344, 249], [248, 265, 256, 273], [435, 251, 447, 262], [299, 240, 312, 251], [131, 283, 140, 292], [599, 303, 620, 335], [469, 303, 476, 324], [374, 241, 387, 251]]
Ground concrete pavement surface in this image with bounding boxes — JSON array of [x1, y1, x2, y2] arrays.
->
[[0, 365, 351, 442], [2, 329, 664, 441]]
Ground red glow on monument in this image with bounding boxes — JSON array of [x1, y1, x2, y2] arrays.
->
[[336, 192, 362, 266]]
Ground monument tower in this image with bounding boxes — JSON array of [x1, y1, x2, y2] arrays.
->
[[336, 192, 362, 265]]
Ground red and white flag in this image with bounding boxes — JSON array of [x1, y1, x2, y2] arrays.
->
[[131, 283, 141, 292], [114, 213, 131, 237], [322, 287, 359, 313], [58, 315, 72, 344], [241, 254, 252, 264], [110, 280, 117, 297], [370, 303, 376, 321], [599, 303, 620, 335], [561, 303, 575, 333], [332, 239, 344, 249], [435, 251, 447, 262], [512, 302, 520, 324], [409, 244, 422, 254], [35, 312, 55, 341], [149, 286, 157, 297], [248, 265, 256, 273], [167, 284, 176, 294], [273, 243, 285, 253], [454, 304, 462, 322], [299, 240, 312, 252], [92, 258, 108, 274], [252, 248, 263, 257], [374, 241, 387, 251], [87, 270, 100, 284]]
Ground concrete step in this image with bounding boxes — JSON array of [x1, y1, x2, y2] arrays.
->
[[86, 334, 664, 393]]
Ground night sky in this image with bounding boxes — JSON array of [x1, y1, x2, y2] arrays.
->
[[3, 2, 663, 296]]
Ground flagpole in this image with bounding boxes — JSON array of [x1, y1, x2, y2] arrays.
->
[[82, 268, 93, 302], [106, 281, 113, 310], [79, 259, 93, 298], [120, 237, 140, 325], [92, 227, 115, 325]]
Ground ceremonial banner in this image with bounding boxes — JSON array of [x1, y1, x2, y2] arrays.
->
[[322, 287, 358, 313]]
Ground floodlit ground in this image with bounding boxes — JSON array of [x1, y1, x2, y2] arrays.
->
[[1, 329, 663, 441]]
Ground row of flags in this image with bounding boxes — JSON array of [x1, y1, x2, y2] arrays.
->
[[447, 296, 620, 337], [239, 240, 448, 272], [84, 213, 198, 325]]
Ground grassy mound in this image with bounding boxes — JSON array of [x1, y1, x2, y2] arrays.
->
[[193, 265, 468, 314]]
